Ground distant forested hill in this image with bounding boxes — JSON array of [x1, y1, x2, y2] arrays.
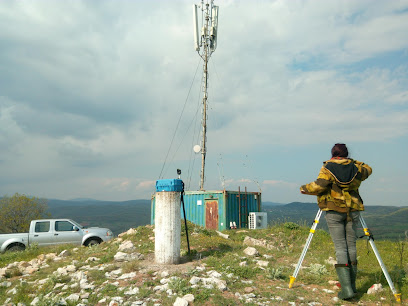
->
[[46, 199, 407, 240], [263, 202, 408, 240], [47, 199, 151, 235]]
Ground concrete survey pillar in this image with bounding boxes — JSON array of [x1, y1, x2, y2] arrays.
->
[[154, 191, 181, 264]]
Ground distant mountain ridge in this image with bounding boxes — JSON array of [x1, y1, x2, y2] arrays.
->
[[263, 202, 408, 240], [46, 199, 407, 240], [47, 199, 151, 235]]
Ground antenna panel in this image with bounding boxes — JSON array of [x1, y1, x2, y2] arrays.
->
[[201, 26, 207, 37], [193, 4, 200, 51], [211, 6, 219, 51]]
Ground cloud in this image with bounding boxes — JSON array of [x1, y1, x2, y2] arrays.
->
[[0, 0, 407, 205]]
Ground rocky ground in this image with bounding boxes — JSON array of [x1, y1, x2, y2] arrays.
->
[[0, 225, 401, 305]]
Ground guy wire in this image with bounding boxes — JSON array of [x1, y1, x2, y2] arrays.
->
[[158, 57, 202, 179]]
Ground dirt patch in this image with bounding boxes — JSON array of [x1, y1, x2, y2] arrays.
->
[[138, 253, 203, 275]]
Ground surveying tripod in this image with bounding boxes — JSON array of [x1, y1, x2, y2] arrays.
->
[[288, 209, 402, 303]]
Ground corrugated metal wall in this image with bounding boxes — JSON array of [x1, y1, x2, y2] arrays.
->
[[224, 190, 261, 229], [151, 189, 261, 231]]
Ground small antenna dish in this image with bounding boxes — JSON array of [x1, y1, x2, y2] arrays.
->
[[193, 145, 201, 153]]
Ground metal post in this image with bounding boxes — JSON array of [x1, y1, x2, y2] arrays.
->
[[289, 209, 323, 288], [359, 216, 401, 302]]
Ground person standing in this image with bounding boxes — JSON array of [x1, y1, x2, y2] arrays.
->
[[300, 143, 372, 300]]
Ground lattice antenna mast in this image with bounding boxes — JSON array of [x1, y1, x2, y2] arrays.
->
[[193, 0, 219, 190]]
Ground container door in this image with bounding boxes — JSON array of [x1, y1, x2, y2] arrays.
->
[[205, 199, 218, 230]]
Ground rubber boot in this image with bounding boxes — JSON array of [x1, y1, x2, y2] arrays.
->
[[335, 264, 356, 300], [349, 261, 358, 293]]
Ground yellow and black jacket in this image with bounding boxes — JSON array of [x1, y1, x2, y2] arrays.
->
[[300, 158, 372, 213]]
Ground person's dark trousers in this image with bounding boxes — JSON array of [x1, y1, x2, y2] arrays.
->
[[326, 211, 360, 299], [325, 211, 360, 264]]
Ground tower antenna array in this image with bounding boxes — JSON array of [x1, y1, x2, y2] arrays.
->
[[193, 0, 219, 190]]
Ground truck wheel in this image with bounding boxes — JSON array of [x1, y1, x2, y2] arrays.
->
[[7, 244, 25, 252], [86, 239, 100, 247]]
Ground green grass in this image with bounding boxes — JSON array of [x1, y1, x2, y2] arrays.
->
[[0, 221, 407, 305]]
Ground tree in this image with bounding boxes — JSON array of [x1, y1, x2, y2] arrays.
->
[[0, 193, 50, 233]]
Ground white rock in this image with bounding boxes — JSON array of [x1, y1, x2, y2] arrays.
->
[[367, 283, 384, 294], [202, 277, 227, 291], [118, 272, 137, 280], [113, 251, 143, 262], [118, 228, 137, 237], [66, 293, 80, 302], [189, 276, 201, 285], [325, 256, 337, 265], [24, 266, 39, 274], [173, 297, 188, 306], [118, 240, 136, 252], [243, 247, 259, 257], [80, 279, 95, 290], [59, 250, 71, 257], [153, 284, 168, 292], [207, 270, 222, 278], [125, 287, 140, 295], [166, 288, 173, 295], [114, 252, 128, 262], [54, 283, 64, 289], [0, 281, 12, 287], [30, 297, 40, 305], [110, 296, 124, 304], [195, 266, 206, 271], [183, 294, 194, 303], [66, 265, 76, 272], [45, 253, 57, 260], [7, 287, 18, 295], [85, 257, 100, 263], [72, 271, 87, 281], [38, 279, 48, 285], [239, 261, 248, 267], [55, 267, 68, 276], [322, 289, 334, 293], [160, 271, 169, 278], [256, 260, 269, 267]]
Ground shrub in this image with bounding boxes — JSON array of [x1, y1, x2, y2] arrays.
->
[[284, 222, 300, 230], [266, 266, 285, 280], [308, 264, 328, 276]]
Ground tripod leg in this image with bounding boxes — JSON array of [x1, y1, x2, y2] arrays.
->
[[359, 215, 401, 303], [289, 209, 323, 288]]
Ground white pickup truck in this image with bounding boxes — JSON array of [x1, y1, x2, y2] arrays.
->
[[0, 219, 114, 253]]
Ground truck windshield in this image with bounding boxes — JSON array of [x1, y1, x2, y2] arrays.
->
[[69, 220, 83, 229]]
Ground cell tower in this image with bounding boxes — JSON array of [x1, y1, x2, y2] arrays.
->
[[193, 0, 219, 190]]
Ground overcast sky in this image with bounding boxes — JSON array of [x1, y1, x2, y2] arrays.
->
[[1, 0, 407, 206]]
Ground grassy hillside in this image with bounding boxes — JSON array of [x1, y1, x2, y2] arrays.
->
[[0, 222, 406, 305]]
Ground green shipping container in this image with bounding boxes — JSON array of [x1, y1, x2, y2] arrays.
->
[[151, 188, 262, 231]]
